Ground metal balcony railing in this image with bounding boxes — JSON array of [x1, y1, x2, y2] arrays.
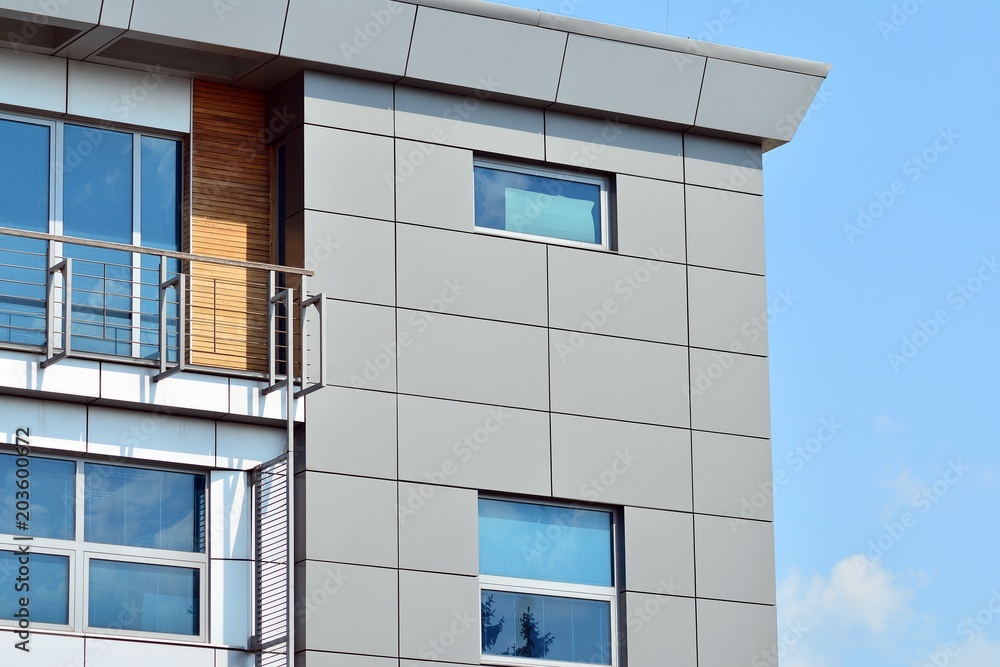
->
[[0, 226, 325, 394]]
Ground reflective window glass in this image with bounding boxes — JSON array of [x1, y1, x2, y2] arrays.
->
[[0, 551, 69, 625], [474, 164, 604, 246], [84, 464, 205, 553], [481, 590, 611, 664], [88, 560, 199, 635], [479, 499, 612, 587], [63, 125, 133, 244], [0, 454, 75, 540]]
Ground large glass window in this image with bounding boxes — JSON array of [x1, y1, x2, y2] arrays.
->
[[479, 499, 617, 666], [474, 160, 609, 249], [0, 114, 183, 358], [0, 455, 206, 638]]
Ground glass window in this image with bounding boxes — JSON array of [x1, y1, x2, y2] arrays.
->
[[0, 454, 75, 540], [0, 550, 70, 625], [479, 499, 612, 586], [85, 464, 205, 553], [479, 499, 617, 667], [0, 118, 49, 346], [482, 591, 611, 664], [140, 136, 182, 251], [474, 161, 608, 248], [0, 457, 206, 639], [89, 560, 199, 636], [63, 125, 133, 244]]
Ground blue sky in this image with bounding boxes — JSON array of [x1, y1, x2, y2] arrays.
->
[[489, 1, 1000, 665]]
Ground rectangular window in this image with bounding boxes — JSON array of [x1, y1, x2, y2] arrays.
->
[[0, 455, 206, 639], [479, 498, 617, 666], [0, 112, 183, 358], [474, 160, 609, 249]]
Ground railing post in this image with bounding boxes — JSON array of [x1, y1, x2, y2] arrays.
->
[[42, 244, 71, 368], [296, 276, 326, 398], [153, 259, 186, 382]]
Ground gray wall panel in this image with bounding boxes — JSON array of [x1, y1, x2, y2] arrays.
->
[[545, 112, 683, 181], [695, 514, 776, 605], [129, 0, 287, 53], [394, 140, 475, 232], [302, 386, 398, 479], [688, 266, 768, 356], [398, 483, 478, 575], [551, 414, 692, 511], [689, 348, 770, 438], [397, 311, 549, 410], [557, 34, 704, 125], [622, 593, 697, 667], [399, 571, 480, 664], [304, 71, 395, 135], [624, 507, 695, 597], [405, 7, 566, 102], [327, 300, 398, 392], [615, 175, 686, 263], [282, 0, 416, 76], [684, 134, 763, 195], [395, 86, 545, 160], [304, 125, 395, 220], [548, 246, 687, 345], [303, 211, 395, 306], [301, 472, 398, 567], [0, 49, 66, 113], [685, 186, 765, 275], [697, 599, 778, 667], [550, 331, 689, 428], [397, 224, 547, 326], [397, 395, 551, 497], [693, 431, 773, 521]]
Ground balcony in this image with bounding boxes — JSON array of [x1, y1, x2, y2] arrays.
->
[[0, 226, 324, 396]]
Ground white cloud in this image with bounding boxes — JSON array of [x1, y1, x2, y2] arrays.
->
[[779, 554, 914, 638], [923, 634, 1000, 667]]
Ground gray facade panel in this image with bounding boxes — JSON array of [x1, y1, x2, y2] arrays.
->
[[304, 125, 395, 221], [623, 507, 695, 597], [688, 266, 768, 356], [685, 185, 766, 275], [304, 211, 396, 306], [395, 86, 545, 160], [622, 593, 697, 667], [547, 246, 687, 345], [614, 175, 686, 263], [398, 570, 480, 664], [696, 59, 824, 144], [394, 140, 475, 232], [303, 386, 398, 479], [397, 311, 550, 410], [549, 331, 690, 428], [305, 71, 395, 135], [406, 7, 566, 102], [683, 134, 763, 195], [282, 0, 416, 75], [397, 224, 548, 326], [695, 514, 776, 605], [397, 395, 551, 497], [327, 300, 399, 392], [398, 483, 478, 576], [296, 561, 399, 655], [129, 0, 287, 53], [550, 414, 692, 511], [0, 49, 67, 113], [693, 431, 774, 521], [696, 599, 778, 667], [557, 34, 704, 125], [689, 348, 771, 438], [301, 472, 398, 568], [545, 112, 683, 181]]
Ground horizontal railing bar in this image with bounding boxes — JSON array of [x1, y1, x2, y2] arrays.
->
[[0, 226, 313, 276]]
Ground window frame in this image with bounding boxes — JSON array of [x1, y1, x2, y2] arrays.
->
[[478, 496, 619, 667], [0, 453, 208, 641], [473, 158, 612, 251]]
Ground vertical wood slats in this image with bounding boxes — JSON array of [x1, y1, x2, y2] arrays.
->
[[190, 80, 272, 372]]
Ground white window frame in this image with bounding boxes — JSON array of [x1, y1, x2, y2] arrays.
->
[[473, 158, 611, 251], [0, 454, 208, 641], [478, 497, 619, 667]]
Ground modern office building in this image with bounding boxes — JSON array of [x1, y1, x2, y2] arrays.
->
[[0, 2, 829, 667]]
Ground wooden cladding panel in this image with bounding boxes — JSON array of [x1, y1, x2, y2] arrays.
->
[[190, 80, 272, 372]]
